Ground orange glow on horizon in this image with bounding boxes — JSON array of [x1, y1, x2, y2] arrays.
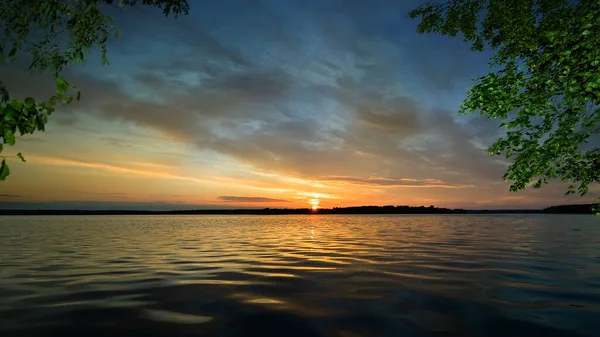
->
[[1, 150, 585, 210]]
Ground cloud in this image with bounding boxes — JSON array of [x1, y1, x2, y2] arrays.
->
[[79, 192, 133, 200], [36, 6, 508, 189], [1, 0, 590, 209], [0, 194, 23, 199], [320, 176, 474, 189], [0, 201, 235, 211], [24, 155, 236, 187], [354, 96, 421, 135], [0, 1, 510, 187], [218, 196, 289, 203]]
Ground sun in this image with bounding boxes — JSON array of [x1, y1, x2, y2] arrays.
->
[[308, 198, 320, 210]]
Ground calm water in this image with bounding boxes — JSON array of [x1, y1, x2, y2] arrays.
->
[[1, 215, 599, 337]]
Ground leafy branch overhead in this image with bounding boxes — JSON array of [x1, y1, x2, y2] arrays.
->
[[409, 0, 600, 203], [0, 0, 189, 180]]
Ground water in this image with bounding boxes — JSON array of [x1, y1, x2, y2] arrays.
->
[[1, 214, 599, 337]]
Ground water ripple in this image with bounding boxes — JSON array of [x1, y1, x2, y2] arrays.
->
[[1, 214, 599, 336]]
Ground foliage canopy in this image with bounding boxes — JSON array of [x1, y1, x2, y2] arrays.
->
[[409, 0, 600, 211], [0, 0, 189, 180]]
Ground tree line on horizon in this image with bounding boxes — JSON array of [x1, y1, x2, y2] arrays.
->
[[0, 203, 597, 215]]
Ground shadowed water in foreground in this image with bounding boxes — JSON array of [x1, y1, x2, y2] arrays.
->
[[1, 214, 599, 337]]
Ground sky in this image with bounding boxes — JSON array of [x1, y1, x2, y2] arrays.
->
[[0, 0, 598, 210]]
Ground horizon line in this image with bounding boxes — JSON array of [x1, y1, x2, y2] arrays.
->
[[0, 203, 596, 215]]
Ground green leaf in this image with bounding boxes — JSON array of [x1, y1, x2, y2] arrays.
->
[[4, 114, 15, 124], [0, 143, 3, 153], [36, 115, 45, 131], [24, 97, 35, 108], [3, 130, 15, 145], [0, 0, 190, 180], [28, 118, 36, 131], [56, 77, 69, 96], [408, 0, 600, 198], [17, 123, 26, 135], [0, 160, 9, 181], [16, 153, 26, 162], [8, 45, 17, 60], [9, 100, 23, 110]]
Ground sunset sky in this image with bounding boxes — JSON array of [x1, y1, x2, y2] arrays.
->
[[1, 0, 598, 210]]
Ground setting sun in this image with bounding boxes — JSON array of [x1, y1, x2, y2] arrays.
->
[[309, 198, 320, 210]]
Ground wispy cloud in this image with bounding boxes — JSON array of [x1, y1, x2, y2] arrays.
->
[[24, 155, 241, 187], [0, 194, 23, 199], [79, 192, 133, 200], [320, 176, 474, 189], [218, 196, 289, 203]]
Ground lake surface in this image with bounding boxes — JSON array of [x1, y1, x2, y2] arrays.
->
[[1, 215, 599, 337]]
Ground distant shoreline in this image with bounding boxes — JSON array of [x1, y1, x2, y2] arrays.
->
[[0, 204, 596, 215]]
